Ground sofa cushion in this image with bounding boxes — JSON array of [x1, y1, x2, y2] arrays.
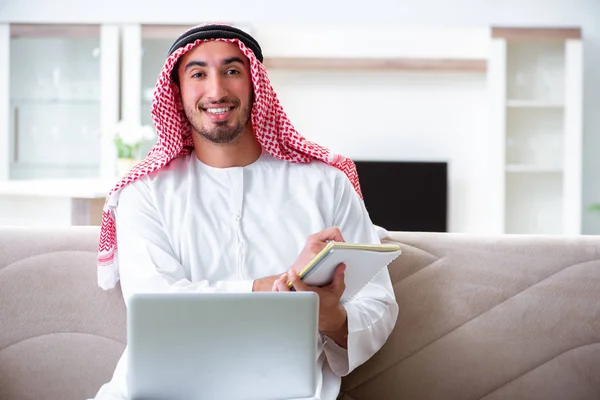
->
[[339, 232, 600, 400], [0, 227, 125, 400]]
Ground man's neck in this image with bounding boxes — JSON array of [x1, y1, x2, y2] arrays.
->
[[192, 128, 263, 168]]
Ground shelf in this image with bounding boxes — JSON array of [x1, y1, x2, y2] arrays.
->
[[492, 27, 581, 41], [506, 100, 563, 108], [262, 57, 487, 72], [505, 164, 563, 173]]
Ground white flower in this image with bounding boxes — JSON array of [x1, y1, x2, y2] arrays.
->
[[140, 125, 156, 141], [114, 120, 156, 145]]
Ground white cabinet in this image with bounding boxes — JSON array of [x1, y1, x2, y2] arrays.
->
[[488, 28, 583, 235], [0, 23, 120, 228], [0, 23, 120, 180]]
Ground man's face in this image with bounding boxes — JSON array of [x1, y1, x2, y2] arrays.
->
[[176, 41, 253, 144]]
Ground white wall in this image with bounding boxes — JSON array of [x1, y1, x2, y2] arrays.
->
[[1, 0, 599, 233], [269, 70, 488, 233]]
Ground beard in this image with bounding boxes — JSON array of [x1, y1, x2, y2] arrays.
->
[[185, 98, 251, 145]]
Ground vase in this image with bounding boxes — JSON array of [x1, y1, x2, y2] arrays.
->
[[116, 158, 140, 177]]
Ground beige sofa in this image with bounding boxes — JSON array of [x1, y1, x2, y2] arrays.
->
[[1, 226, 599, 400]]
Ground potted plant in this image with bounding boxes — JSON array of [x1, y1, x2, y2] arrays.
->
[[589, 203, 600, 214], [113, 120, 156, 176]]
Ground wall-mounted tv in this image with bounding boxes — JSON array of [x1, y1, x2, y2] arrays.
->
[[354, 161, 448, 233]]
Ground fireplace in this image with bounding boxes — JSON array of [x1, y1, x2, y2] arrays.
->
[[354, 161, 448, 233]]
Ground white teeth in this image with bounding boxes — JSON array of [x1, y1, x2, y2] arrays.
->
[[205, 107, 232, 114]]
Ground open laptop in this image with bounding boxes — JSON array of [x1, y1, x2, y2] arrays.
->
[[127, 292, 319, 400]]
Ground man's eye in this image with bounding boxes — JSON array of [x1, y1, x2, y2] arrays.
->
[[226, 69, 239, 75], [191, 72, 205, 78]]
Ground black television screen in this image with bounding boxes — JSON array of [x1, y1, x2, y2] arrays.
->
[[354, 161, 448, 233]]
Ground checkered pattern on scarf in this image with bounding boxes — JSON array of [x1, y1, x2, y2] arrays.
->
[[97, 37, 362, 289]]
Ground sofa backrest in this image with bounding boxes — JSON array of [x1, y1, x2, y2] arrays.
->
[[1, 227, 599, 400]]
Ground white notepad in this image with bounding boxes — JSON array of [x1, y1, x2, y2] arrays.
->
[[295, 242, 402, 303]]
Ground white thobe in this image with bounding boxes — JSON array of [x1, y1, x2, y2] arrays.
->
[[91, 150, 398, 400]]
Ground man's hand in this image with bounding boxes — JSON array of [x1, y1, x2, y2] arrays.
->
[[254, 227, 349, 346], [289, 227, 345, 275], [273, 263, 349, 349], [252, 226, 345, 292], [252, 274, 284, 292]]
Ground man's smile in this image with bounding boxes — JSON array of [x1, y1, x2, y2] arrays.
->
[[202, 105, 236, 121], [204, 107, 234, 114]]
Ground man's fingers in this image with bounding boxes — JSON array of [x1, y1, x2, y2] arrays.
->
[[275, 274, 290, 292], [288, 270, 311, 292], [314, 226, 345, 243], [327, 263, 346, 293]]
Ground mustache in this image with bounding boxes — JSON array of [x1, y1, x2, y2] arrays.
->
[[199, 97, 240, 108]]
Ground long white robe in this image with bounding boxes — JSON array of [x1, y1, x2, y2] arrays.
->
[[91, 150, 398, 400]]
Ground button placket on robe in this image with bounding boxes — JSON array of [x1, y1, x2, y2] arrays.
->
[[233, 168, 246, 279]]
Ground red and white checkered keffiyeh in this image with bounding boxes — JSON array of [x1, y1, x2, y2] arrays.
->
[[97, 35, 363, 290]]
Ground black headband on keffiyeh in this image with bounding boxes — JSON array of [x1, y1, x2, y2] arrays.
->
[[167, 24, 263, 62], [97, 23, 362, 290]]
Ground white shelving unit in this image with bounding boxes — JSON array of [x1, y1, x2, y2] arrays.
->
[[488, 28, 583, 235], [0, 23, 584, 232], [0, 23, 120, 228], [0, 23, 120, 181]]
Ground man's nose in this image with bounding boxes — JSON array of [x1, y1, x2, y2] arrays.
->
[[205, 73, 228, 101]]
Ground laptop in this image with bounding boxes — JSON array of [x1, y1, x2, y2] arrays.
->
[[127, 292, 319, 400]]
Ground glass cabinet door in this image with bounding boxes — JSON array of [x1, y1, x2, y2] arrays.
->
[[7, 24, 119, 180]]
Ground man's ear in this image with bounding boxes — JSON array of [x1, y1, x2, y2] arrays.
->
[[171, 81, 184, 111]]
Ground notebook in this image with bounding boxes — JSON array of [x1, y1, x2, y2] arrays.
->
[[293, 242, 402, 303], [127, 292, 319, 400]]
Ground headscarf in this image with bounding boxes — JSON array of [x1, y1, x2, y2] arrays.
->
[[97, 23, 362, 290]]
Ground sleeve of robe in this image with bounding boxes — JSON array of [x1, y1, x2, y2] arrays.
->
[[113, 179, 256, 305], [321, 169, 400, 377]]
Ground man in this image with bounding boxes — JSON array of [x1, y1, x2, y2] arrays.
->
[[92, 23, 398, 399]]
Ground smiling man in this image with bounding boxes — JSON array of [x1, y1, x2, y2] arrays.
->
[[92, 23, 398, 400]]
